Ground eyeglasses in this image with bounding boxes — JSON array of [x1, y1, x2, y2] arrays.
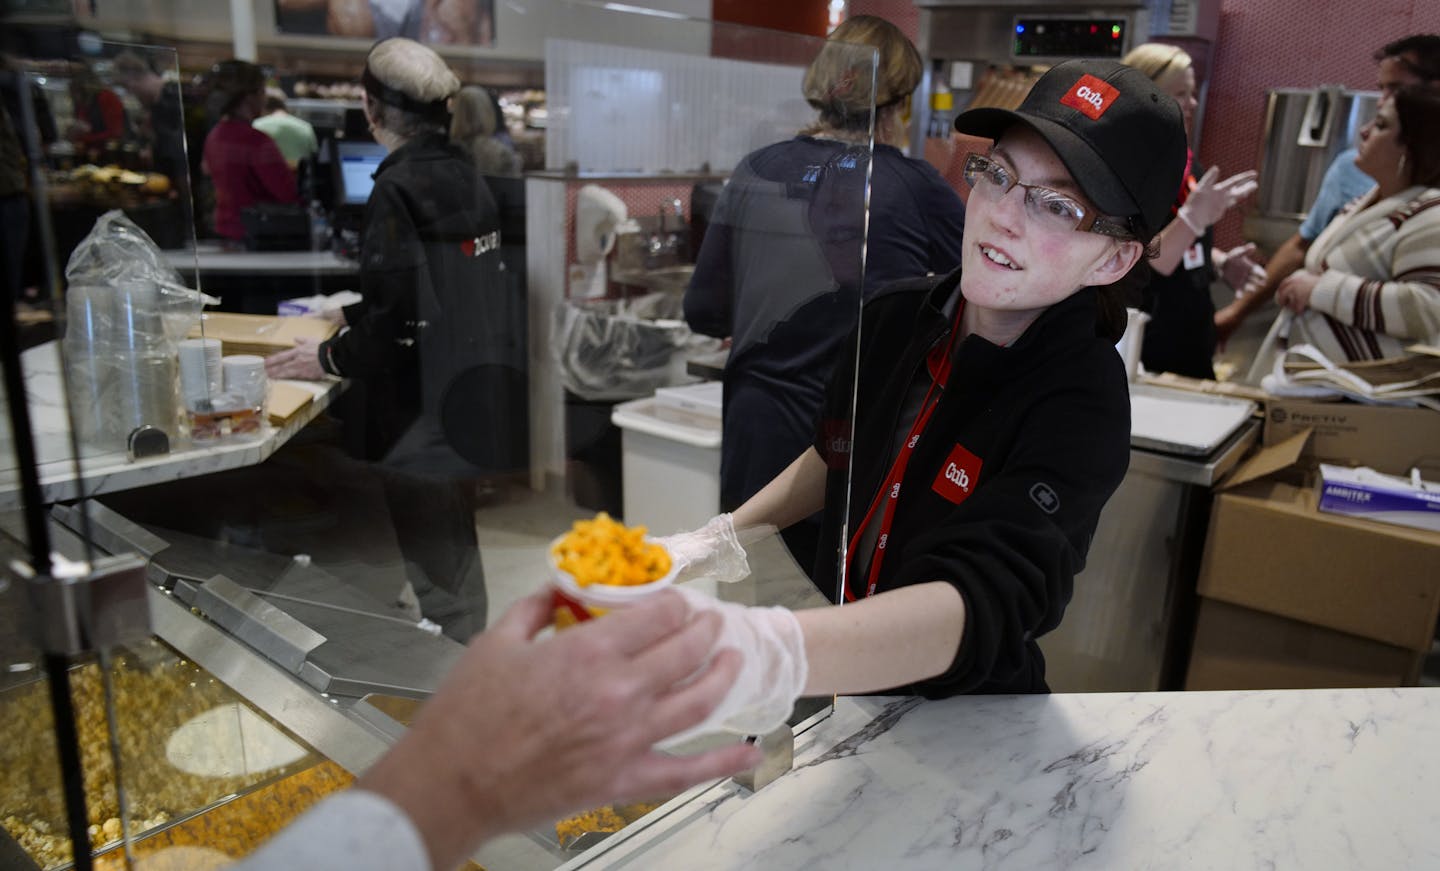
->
[[963, 154, 1134, 239]]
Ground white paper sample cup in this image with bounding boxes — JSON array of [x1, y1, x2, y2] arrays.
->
[[222, 355, 269, 408], [178, 337, 222, 404]]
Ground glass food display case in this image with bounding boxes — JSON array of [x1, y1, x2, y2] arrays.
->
[[0, 7, 876, 869]]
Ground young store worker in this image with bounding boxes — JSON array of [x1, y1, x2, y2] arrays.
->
[[663, 59, 1189, 733]]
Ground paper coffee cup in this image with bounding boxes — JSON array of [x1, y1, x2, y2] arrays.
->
[[222, 355, 268, 409], [178, 338, 222, 404]]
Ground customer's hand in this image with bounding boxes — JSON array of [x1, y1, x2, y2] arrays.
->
[[1275, 270, 1320, 314], [661, 586, 808, 744], [265, 337, 327, 380], [1177, 167, 1259, 234], [654, 513, 751, 585], [357, 589, 759, 871], [1216, 243, 1265, 292]]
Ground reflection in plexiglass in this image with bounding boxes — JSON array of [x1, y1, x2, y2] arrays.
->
[[0, 5, 877, 867]]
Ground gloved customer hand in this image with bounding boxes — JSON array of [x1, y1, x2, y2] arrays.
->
[[1215, 243, 1265, 293], [1176, 167, 1259, 235], [655, 513, 751, 585], [660, 586, 808, 744]]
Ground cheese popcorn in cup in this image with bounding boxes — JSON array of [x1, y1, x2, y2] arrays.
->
[[548, 513, 680, 628]]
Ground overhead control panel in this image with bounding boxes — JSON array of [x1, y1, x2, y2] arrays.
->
[[1012, 18, 1129, 60]]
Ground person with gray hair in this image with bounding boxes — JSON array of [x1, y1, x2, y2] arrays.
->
[[450, 85, 520, 177], [267, 38, 508, 641]]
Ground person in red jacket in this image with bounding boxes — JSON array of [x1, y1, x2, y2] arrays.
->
[[66, 61, 130, 159], [201, 60, 297, 243]]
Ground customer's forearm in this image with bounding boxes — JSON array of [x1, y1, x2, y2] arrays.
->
[[1248, 234, 1309, 307], [358, 736, 500, 871]]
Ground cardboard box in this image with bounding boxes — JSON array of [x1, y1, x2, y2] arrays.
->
[[188, 313, 337, 358], [1185, 598, 1423, 690], [1262, 398, 1440, 476], [1193, 431, 1440, 676]]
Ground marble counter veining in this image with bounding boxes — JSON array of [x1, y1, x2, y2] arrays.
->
[[572, 688, 1440, 870], [0, 343, 339, 507]]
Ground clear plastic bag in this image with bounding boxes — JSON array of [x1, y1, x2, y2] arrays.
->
[[553, 291, 721, 401], [64, 210, 212, 344], [61, 211, 214, 450]]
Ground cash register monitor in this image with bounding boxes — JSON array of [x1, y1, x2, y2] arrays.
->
[[333, 139, 388, 206]]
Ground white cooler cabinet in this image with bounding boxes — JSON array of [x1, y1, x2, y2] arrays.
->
[[611, 386, 722, 536]]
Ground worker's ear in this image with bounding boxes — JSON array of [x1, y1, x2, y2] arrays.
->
[[361, 91, 379, 129], [1084, 239, 1143, 287]]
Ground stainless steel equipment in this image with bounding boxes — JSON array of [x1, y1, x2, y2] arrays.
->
[[909, 0, 1220, 154], [915, 0, 1146, 67], [1245, 87, 1379, 252]]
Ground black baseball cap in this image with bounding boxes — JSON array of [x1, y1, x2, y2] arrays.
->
[[954, 59, 1187, 239]]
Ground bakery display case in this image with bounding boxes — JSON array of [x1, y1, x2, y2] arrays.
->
[[25, 45, 197, 254], [0, 8, 875, 868]]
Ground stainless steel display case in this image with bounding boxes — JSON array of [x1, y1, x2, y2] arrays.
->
[[1, 9, 868, 868]]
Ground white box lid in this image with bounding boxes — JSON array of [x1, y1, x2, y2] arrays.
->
[[654, 381, 723, 419]]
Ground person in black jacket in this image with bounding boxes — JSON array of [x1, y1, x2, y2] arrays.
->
[[648, 60, 1189, 737], [267, 38, 504, 641], [683, 16, 966, 574]]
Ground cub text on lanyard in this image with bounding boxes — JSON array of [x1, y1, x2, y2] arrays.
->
[[843, 300, 964, 602]]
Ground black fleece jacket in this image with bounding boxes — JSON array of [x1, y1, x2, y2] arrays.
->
[[813, 267, 1131, 696], [320, 133, 501, 464]]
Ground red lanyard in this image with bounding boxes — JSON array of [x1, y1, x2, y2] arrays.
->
[[1172, 148, 1196, 211], [843, 299, 964, 602]]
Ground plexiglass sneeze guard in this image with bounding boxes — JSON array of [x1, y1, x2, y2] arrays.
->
[[0, 6, 876, 869]]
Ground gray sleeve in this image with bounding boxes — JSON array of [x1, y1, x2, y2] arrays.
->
[[226, 789, 429, 870]]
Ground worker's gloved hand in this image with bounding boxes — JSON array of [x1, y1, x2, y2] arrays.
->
[[655, 513, 750, 585], [1217, 243, 1265, 293], [1177, 167, 1259, 234], [659, 586, 808, 745]]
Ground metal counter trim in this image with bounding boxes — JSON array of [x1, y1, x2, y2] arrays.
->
[[148, 585, 397, 777]]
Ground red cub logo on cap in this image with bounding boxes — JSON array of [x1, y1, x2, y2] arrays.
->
[[932, 443, 983, 505], [1061, 74, 1119, 121]]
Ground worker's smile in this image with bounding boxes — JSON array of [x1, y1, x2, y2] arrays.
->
[[979, 244, 1020, 270]]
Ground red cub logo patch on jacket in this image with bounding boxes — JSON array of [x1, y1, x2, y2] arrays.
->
[[1061, 74, 1119, 121], [932, 443, 982, 505]]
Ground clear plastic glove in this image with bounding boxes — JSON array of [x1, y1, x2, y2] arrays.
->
[[655, 513, 751, 585], [1177, 167, 1260, 234], [1216, 243, 1265, 293], [660, 586, 807, 744]]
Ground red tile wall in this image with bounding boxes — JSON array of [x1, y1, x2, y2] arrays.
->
[[1202, 1, 1439, 246], [846, 0, 1440, 248]]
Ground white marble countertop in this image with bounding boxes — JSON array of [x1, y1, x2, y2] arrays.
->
[[162, 243, 359, 276], [568, 688, 1440, 870], [0, 342, 340, 507]]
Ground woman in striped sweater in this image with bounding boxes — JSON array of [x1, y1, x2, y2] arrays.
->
[[1246, 84, 1440, 381]]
